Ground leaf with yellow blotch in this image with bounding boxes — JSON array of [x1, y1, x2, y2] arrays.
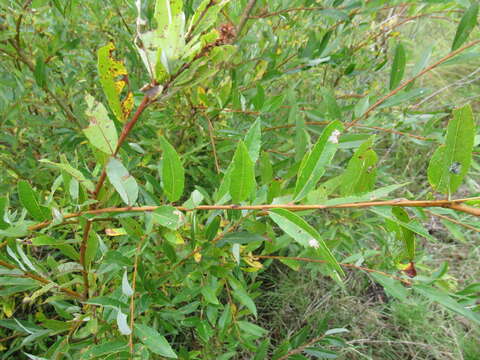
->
[[97, 42, 133, 123]]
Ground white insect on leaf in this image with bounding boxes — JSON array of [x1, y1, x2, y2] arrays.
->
[[308, 238, 320, 249], [328, 129, 341, 144]]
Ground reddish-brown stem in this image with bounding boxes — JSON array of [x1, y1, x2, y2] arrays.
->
[[27, 196, 480, 232], [93, 96, 150, 198]]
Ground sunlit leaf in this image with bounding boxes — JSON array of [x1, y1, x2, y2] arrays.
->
[[106, 157, 138, 206], [295, 121, 343, 201], [83, 94, 118, 155], [428, 104, 475, 194], [268, 208, 344, 276], [159, 136, 185, 202], [229, 141, 255, 203]]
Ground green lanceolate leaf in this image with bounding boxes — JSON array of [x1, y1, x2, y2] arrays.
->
[[97, 42, 133, 123], [83, 94, 118, 155], [268, 208, 344, 276], [340, 137, 378, 196], [451, 3, 479, 51], [135, 323, 178, 358], [389, 42, 406, 90], [414, 284, 480, 325], [40, 157, 95, 193], [106, 157, 138, 206], [152, 206, 182, 230], [17, 181, 50, 221], [229, 141, 255, 203], [244, 119, 262, 163], [390, 207, 416, 260], [427, 104, 475, 195], [159, 136, 185, 202], [295, 121, 344, 201]]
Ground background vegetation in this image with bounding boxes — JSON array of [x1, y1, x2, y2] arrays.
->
[[0, 0, 479, 359]]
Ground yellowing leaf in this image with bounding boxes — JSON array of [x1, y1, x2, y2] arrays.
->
[[97, 43, 133, 123]]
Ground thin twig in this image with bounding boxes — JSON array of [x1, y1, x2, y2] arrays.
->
[[206, 115, 221, 173], [425, 210, 480, 233], [129, 236, 145, 358], [348, 39, 480, 128], [256, 255, 412, 285], [27, 196, 480, 232]]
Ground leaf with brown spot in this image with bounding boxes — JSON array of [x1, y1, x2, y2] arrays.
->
[[97, 42, 133, 123]]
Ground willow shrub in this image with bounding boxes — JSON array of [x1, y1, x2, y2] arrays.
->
[[0, 0, 479, 359]]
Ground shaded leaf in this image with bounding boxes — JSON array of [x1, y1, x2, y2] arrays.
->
[[389, 42, 406, 90], [159, 136, 185, 202], [17, 181, 50, 221]]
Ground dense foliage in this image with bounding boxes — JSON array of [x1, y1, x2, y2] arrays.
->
[[0, 0, 479, 359]]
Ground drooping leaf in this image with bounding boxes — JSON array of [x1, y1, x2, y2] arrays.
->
[[451, 3, 479, 51], [268, 208, 344, 276], [295, 121, 343, 201], [371, 208, 436, 242], [106, 157, 138, 206], [97, 42, 133, 123], [159, 136, 185, 202], [388, 208, 416, 260], [340, 137, 377, 196], [135, 323, 178, 358], [389, 42, 406, 90], [17, 181, 50, 221], [122, 269, 134, 297], [371, 273, 409, 302], [83, 94, 118, 155], [427, 104, 475, 194], [228, 278, 258, 317], [116, 309, 131, 335], [229, 141, 255, 203]]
